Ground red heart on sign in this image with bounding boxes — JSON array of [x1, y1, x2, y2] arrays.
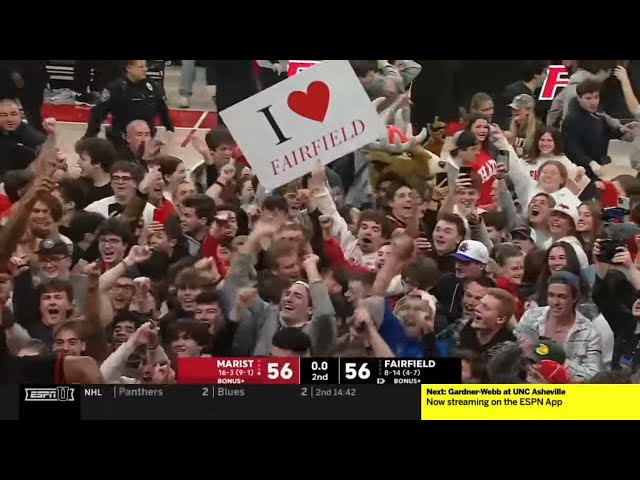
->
[[287, 81, 330, 123]]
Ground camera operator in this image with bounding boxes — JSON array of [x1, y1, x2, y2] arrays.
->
[[593, 238, 640, 369]]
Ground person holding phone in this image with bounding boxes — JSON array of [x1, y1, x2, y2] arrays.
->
[[592, 238, 640, 369], [437, 171, 493, 251], [447, 115, 498, 209]]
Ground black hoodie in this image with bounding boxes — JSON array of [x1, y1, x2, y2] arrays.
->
[[563, 97, 624, 180]]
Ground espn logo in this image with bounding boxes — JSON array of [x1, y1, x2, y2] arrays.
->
[[25, 387, 75, 402]]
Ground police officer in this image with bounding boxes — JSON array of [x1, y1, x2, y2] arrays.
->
[[83, 60, 174, 145]]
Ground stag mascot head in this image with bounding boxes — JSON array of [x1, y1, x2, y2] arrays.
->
[[365, 96, 446, 190]]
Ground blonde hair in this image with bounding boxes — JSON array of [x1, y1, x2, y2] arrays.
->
[[486, 287, 516, 320], [470, 92, 493, 113], [509, 109, 538, 156]]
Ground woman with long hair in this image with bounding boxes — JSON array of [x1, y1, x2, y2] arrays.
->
[[469, 92, 495, 123], [508, 136, 581, 209], [443, 91, 495, 137], [452, 113, 499, 208], [520, 247, 546, 301], [524, 126, 579, 180], [532, 245, 614, 368], [157, 156, 187, 203], [506, 94, 540, 157], [534, 241, 583, 306], [576, 201, 604, 263]]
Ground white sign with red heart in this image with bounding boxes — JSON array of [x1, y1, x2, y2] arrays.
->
[[219, 60, 382, 190]]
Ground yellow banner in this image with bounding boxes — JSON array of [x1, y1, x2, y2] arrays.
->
[[421, 385, 640, 420]]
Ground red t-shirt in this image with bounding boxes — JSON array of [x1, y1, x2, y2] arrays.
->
[[201, 235, 230, 277], [153, 198, 176, 225], [445, 121, 464, 138], [496, 276, 523, 320], [470, 148, 497, 208]]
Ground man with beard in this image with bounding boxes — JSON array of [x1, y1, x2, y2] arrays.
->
[[85, 161, 157, 226]]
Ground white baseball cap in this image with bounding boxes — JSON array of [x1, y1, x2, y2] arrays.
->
[[451, 240, 489, 264], [551, 201, 579, 227]]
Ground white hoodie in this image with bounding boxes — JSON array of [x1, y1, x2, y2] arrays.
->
[[508, 151, 581, 209]]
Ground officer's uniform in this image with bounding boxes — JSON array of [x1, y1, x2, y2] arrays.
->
[[84, 76, 174, 143]]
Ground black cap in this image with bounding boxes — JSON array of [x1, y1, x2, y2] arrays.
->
[[510, 225, 536, 242], [37, 238, 69, 256], [272, 327, 312, 354]]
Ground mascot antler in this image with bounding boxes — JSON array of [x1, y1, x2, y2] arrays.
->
[[367, 95, 427, 152]]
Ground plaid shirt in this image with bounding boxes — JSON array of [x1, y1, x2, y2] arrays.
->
[[515, 306, 603, 381]]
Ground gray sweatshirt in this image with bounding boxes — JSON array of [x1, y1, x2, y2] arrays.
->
[[225, 252, 337, 356]]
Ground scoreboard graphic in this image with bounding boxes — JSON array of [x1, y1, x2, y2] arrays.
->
[[13, 358, 640, 420], [177, 357, 460, 385], [11, 358, 459, 420]]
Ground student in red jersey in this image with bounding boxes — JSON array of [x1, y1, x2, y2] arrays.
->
[[447, 129, 494, 210], [459, 113, 498, 208]]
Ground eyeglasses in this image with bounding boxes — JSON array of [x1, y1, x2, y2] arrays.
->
[[111, 175, 134, 183]]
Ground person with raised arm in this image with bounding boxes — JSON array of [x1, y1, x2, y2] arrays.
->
[[226, 218, 337, 356]]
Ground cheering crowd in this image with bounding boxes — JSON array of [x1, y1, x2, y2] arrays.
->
[[0, 59, 640, 386]]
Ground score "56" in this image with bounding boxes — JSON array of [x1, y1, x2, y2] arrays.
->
[[264, 360, 300, 384], [342, 361, 377, 383]]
